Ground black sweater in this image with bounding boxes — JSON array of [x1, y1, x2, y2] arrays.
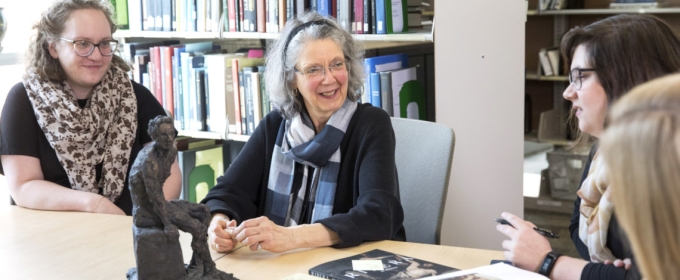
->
[[570, 145, 640, 280], [201, 103, 406, 248], [0, 82, 166, 215]]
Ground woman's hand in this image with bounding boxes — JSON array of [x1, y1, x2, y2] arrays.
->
[[496, 212, 552, 272], [92, 196, 125, 215], [604, 258, 632, 270], [233, 216, 294, 253], [208, 214, 237, 253]]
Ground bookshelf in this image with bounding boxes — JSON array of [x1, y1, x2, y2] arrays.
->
[[528, 7, 680, 15], [114, 30, 433, 43], [525, 0, 680, 145]]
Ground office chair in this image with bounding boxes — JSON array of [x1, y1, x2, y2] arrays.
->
[[391, 118, 456, 245]]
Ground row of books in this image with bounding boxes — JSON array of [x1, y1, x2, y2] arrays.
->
[[126, 40, 426, 137], [537, 46, 561, 77], [128, 40, 269, 136], [363, 53, 427, 120], [114, 0, 417, 34]]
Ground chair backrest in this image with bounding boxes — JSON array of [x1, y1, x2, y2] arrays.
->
[[391, 118, 455, 245]]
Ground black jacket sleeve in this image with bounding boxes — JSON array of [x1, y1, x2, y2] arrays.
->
[[200, 113, 276, 223], [316, 106, 404, 248]]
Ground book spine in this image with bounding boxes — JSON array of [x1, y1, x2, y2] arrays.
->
[[231, 59, 242, 135], [370, 72, 381, 107], [238, 69, 247, 134], [257, 0, 266, 33], [228, 0, 237, 32], [172, 50, 182, 129], [279, 0, 286, 31], [196, 70, 207, 131], [379, 71, 393, 116], [163, 47, 175, 116], [375, 0, 385, 34], [354, 0, 363, 34], [212, 0, 222, 32], [163, 0, 172, 31]]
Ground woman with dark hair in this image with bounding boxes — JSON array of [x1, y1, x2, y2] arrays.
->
[[497, 14, 680, 280], [0, 0, 181, 216], [202, 11, 405, 253]]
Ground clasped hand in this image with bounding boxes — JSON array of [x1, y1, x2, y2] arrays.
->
[[208, 216, 294, 253]]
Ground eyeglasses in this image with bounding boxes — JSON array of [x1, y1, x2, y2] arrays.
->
[[60, 37, 119, 57], [568, 68, 596, 90], [294, 60, 348, 82]]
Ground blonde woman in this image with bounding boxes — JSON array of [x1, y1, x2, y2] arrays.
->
[[600, 73, 680, 280]]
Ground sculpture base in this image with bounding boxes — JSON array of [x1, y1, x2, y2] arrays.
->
[[127, 264, 238, 280]]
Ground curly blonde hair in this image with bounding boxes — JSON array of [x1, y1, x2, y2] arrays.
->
[[26, 0, 129, 81]]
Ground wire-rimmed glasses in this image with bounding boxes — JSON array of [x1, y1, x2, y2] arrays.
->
[[568, 68, 596, 90], [60, 38, 119, 57], [294, 60, 349, 82]]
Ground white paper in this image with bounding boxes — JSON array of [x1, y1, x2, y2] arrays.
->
[[351, 260, 384, 271], [421, 263, 549, 280]]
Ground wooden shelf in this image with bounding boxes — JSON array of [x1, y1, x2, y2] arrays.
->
[[524, 131, 572, 146], [114, 30, 433, 42], [525, 73, 568, 82], [178, 130, 250, 142], [528, 7, 680, 15]]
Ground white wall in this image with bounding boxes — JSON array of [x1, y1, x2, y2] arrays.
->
[[436, 0, 526, 250]]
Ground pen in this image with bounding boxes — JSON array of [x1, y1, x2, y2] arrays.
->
[[495, 218, 559, 239]]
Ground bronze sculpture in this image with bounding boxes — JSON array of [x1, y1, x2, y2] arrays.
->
[[126, 115, 236, 280]]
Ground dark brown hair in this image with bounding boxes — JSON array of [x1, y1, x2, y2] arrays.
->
[[26, 0, 130, 82], [560, 14, 680, 146]]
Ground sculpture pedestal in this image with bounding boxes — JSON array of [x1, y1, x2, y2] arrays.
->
[[127, 226, 186, 280]]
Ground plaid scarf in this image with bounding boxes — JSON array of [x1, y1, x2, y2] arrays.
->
[[264, 99, 357, 226], [23, 66, 137, 202], [578, 152, 617, 262]]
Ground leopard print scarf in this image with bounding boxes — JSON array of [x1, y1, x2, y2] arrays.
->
[[23, 66, 137, 202]]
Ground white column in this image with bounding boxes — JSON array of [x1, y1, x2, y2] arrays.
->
[[435, 0, 526, 250]]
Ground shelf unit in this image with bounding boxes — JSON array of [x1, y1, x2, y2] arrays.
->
[[525, 6, 680, 146], [528, 7, 680, 15], [114, 29, 433, 42], [114, 28, 434, 143], [525, 73, 568, 82]]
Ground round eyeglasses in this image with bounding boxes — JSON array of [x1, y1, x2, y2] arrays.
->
[[568, 68, 596, 90], [60, 38, 119, 57], [294, 60, 348, 82]]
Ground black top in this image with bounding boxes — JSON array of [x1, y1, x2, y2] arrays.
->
[[201, 103, 406, 248], [0, 81, 166, 215], [570, 145, 641, 280]]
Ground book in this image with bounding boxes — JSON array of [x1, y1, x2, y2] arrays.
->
[[177, 145, 224, 203], [385, 0, 408, 34], [538, 48, 553, 76], [204, 53, 245, 134], [389, 66, 420, 119], [421, 263, 549, 280], [364, 53, 409, 105], [308, 249, 458, 279]]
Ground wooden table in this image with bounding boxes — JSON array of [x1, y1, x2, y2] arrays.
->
[[0, 206, 504, 279]]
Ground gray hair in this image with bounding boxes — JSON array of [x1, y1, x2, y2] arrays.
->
[[264, 11, 365, 120]]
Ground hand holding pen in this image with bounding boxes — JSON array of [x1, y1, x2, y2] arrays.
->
[[495, 218, 559, 239]]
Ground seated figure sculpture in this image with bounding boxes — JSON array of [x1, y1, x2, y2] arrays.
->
[[127, 115, 235, 280]]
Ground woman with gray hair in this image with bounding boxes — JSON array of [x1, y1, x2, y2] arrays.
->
[[0, 0, 181, 216], [203, 12, 405, 253]]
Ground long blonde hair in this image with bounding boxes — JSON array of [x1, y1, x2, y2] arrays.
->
[[600, 73, 680, 280]]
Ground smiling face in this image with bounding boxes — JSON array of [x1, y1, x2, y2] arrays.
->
[[563, 44, 609, 138], [293, 38, 349, 131], [48, 9, 113, 99]]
